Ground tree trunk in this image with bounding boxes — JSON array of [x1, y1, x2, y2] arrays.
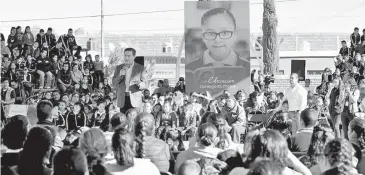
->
[[262, 0, 280, 75]]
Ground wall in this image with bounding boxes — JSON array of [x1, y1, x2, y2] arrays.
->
[[152, 54, 335, 93]]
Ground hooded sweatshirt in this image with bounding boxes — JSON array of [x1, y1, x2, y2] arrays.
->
[[175, 146, 222, 173]]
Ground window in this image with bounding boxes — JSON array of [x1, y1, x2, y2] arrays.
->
[[167, 47, 172, 53], [162, 47, 166, 53]]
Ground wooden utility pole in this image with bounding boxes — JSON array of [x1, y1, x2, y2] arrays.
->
[[262, 0, 280, 74]]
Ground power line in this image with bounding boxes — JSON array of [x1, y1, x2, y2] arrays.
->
[[0, 9, 184, 23], [250, 0, 297, 5], [0, 0, 298, 23]]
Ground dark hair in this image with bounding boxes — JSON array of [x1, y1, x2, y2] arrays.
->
[[201, 8, 236, 30], [124, 48, 136, 56], [37, 100, 53, 121], [53, 147, 88, 175], [209, 113, 229, 149], [200, 112, 216, 126], [217, 150, 244, 172], [41, 48, 48, 53], [198, 123, 218, 147], [2, 115, 29, 149], [158, 80, 164, 86], [73, 102, 84, 112], [47, 27, 52, 31], [243, 129, 264, 158], [354, 27, 359, 31], [97, 98, 105, 106], [349, 117, 365, 150], [267, 111, 292, 139], [247, 158, 283, 175], [112, 127, 135, 168], [247, 130, 289, 168], [341, 40, 347, 43], [307, 124, 335, 166], [40, 29, 44, 33], [324, 138, 354, 174], [68, 28, 73, 31], [300, 108, 318, 127], [79, 128, 108, 174], [110, 112, 127, 130], [18, 126, 53, 175], [1, 77, 9, 83]]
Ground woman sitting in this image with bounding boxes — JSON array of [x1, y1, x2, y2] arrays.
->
[[155, 101, 178, 139], [79, 128, 111, 175], [175, 123, 223, 173], [104, 127, 160, 175], [241, 129, 311, 175], [320, 138, 361, 175]]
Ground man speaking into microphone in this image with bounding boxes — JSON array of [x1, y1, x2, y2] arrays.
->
[[112, 48, 146, 113]]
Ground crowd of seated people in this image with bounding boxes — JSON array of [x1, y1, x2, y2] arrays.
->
[[1, 26, 365, 175]]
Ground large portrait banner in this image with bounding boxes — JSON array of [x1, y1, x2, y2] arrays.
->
[[185, 1, 251, 98]]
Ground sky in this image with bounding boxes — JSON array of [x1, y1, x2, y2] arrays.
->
[[0, 0, 364, 35]]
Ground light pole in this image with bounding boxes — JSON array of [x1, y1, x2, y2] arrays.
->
[[101, 0, 104, 59], [176, 35, 184, 81]]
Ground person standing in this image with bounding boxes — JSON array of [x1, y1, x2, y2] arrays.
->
[[21, 26, 34, 57], [45, 28, 57, 48], [112, 48, 146, 113], [351, 27, 361, 57], [1, 78, 15, 119], [284, 73, 308, 134], [342, 80, 359, 139]]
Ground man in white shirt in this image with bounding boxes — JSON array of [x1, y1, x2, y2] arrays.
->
[[284, 73, 308, 134], [112, 48, 146, 113]]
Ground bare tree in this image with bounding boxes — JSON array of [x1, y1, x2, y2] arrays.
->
[[262, 0, 280, 74], [144, 59, 156, 89], [104, 46, 124, 78]]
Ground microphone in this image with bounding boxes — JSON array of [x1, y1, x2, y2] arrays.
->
[[118, 64, 127, 85]]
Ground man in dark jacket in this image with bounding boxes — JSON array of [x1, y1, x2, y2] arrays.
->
[[36, 29, 47, 49], [49, 41, 66, 58], [36, 49, 52, 89], [36, 100, 65, 150], [58, 28, 82, 57], [174, 77, 185, 93], [45, 28, 57, 48], [339, 40, 349, 56], [351, 27, 361, 57]]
